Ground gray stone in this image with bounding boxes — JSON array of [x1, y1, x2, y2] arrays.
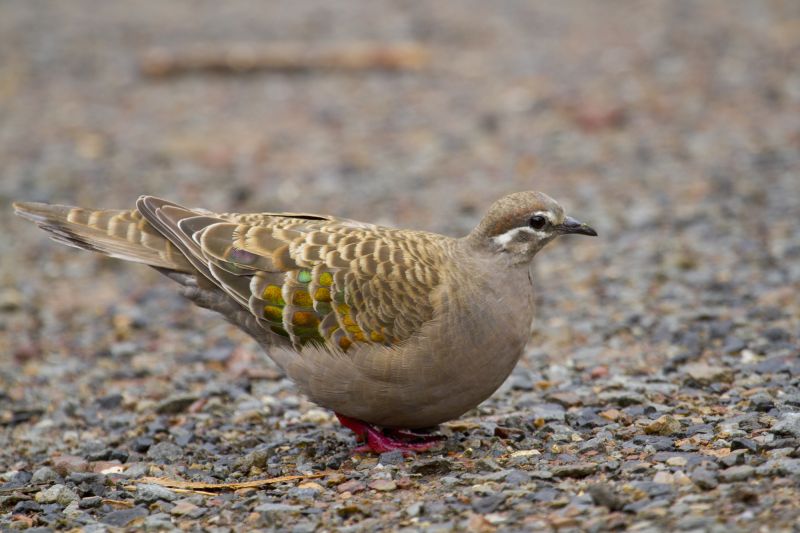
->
[[62, 500, 84, 518], [587, 484, 624, 511], [146, 441, 183, 464], [718, 450, 745, 468], [471, 493, 505, 514], [730, 437, 759, 453], [756, 458, 800, 477], [13, 501, 41, 514], [379, 450, 404, 466], [597, 390, 646, 406], [632, 435, 675, 451], [79, 496, 103, 509], [772, 412, 800, 437], [748, 393, 775, 411], [255, 502, 304, 513], [763, 327, 790, 342], [531, 487, 561, 503], [529, 403, 566, 421], [752, 355, 800, 375], [508, 371, 534, 391], [135, 483, 179, 503], [504, 469, 532, 485], [719, 465, 754, 482], [411, 459, 453, 476], [31, 466, 61, 485], [777, 459, 800, 476], [545, 391, 583, 408], [121, 463, 150, 478], [102, 506, 149, 527], [155, 394, 199, 414], [691, 469, 718, 490], [233, 447, 272, 473], [552, 462, 597, 478], [405, 501, 424, 517], [144, 512, 174, 531], [81, 522, 110, 533], [170, 500, 206, 518], [722, 337, 746, 354], [675, 514, 715, 530], [579, 436, 610, 453], [682, 363, 733, 385], [35, 484, 80, 506], [466, 470, 508, 482], [475, 458, 502, 472]]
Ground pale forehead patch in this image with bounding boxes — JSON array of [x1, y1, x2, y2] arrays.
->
[[492, 226, 548, 248]]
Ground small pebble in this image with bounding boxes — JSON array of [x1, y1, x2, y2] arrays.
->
[[35, 484, 79, 506], [31, 466, 61, 485], [135, 483, 179, 503], [379, 450, 405, 466], [552, 463, 597, 478], [146, 442, 184, 464], [719, 465, 755, 483], [691, 469, 719, 490], [337, 479, 365, 494], [368, 479, 397, 492], [645, 415, 682, 436], [102, 507, 150, 527]]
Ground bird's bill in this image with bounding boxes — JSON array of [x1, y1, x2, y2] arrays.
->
[[559, 216, 598, 236]]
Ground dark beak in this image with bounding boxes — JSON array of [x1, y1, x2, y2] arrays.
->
[[559, 216, 598, 237]]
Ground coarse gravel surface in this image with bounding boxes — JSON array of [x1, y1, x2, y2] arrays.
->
[[1, 1, 800, 531]]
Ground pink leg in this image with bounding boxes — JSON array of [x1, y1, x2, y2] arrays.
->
[[335, 413, 445, 454]]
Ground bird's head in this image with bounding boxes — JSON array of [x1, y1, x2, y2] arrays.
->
[[468, 191, 597, 263]]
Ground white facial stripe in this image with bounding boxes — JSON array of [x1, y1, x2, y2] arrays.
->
[[531, 210, 556, 224], [492, 226, 548, 248]]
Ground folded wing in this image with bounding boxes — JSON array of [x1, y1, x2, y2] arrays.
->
[[136, 196, 442, 353]]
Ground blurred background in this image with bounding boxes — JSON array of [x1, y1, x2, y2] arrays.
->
[[1, 1, 800, 529], [2, 0, 799, 384]]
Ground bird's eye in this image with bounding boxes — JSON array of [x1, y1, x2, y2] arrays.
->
[[528, 215, 547, 230]]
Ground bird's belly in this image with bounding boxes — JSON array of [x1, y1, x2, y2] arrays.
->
[[274, 325, 528, 429], [269, 277, 534, 428]]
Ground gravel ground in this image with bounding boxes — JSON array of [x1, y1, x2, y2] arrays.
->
[[2, 1, 800, 531]]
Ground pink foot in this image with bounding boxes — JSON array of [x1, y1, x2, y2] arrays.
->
[[335, 413, 446, 454]]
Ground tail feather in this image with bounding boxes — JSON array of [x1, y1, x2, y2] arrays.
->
[[13, 201, 194, 272]]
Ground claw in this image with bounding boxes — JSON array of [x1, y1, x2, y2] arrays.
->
[[336, 413, 445, 455]]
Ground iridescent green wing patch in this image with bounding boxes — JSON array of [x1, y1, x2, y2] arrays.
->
[[249, 264, 394, 352]]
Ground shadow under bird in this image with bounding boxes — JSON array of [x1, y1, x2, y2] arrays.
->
[[14, 191, 596, 453]]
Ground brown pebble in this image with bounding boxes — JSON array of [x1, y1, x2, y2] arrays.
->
[[546, 391, 583, 407], [92, 461, 123, 474], [395, 477, 415, 490], [368, 479, 397, 492], [645, 415, 682, 436], [600, 409, 622, 421], [590, 366, 609, 379], [325, 473, 347, 486], [171, 501, 200, 516], [52, 455, 89, 475], [298, 481, 325, 491], [336, 479, 365, 494]]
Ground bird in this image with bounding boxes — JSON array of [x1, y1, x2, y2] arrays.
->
[[13, 191, 596, 453]]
